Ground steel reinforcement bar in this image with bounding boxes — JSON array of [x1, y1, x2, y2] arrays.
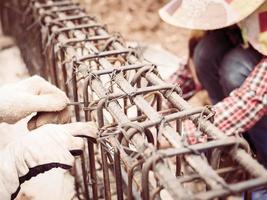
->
[[1, 0, 267, 199]]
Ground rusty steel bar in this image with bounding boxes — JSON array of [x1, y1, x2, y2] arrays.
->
[[197, 177, 267, 200], [145, 72, 267, 178], [96, 35, 229, 192], [46, 10, 157, 200], [3, 0, 267, 199]]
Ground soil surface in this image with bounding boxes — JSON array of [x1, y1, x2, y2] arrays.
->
[[81, 0, 191, 61]]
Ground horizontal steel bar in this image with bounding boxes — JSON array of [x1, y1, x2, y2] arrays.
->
[[50, 5, 81, 12], [53, 23, 103, 34], [100, 107, 211, 138], [158, 137, 241, 157], [145, 72, 267, 178], [34, 1, 73, 9], [197, 177, 267, 200], [78, 49, 131, 62], [85, 84, 178, 105], [57, 35, 111, 46], [177, 166, 241, 183], [52, 14, 93, 22]]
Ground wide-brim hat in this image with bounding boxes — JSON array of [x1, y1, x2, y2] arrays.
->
[[239, 2, 267, 55], [159, 0, 266, 30]]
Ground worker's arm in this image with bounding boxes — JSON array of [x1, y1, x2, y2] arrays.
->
[[213, 58, 267, 135], [0, 122, 97, 200], [0, 76, 70, 130], [184, 58, 267, 143]]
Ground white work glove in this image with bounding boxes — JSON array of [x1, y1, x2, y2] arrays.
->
[[0, 122, 98, 200], [0, 75, 70, 129]]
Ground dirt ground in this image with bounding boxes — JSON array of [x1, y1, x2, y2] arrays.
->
[[80, 0, 191, 61]]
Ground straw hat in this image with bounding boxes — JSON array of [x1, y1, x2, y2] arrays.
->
[[239, 2, 267, 55], [159, 0, 267, 55], [159, 0, 265, 30]]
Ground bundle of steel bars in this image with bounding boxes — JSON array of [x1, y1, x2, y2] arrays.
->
[[1, 0, 267, 199]]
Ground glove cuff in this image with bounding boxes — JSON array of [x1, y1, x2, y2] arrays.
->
[[0, 148, 20, 199]]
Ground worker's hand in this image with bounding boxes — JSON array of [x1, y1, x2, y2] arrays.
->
[[0, 122, 98, 200], [0, 76, 70, 129]]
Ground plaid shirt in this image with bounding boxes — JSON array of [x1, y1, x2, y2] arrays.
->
[[183, 58, 267, 142], [168, 64, 199, 100]]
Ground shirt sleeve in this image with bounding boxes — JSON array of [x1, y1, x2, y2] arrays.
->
[[183, 58, 267, 141], [214, 58, 267, 135]]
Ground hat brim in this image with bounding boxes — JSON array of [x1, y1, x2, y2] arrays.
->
[[159, 0, 266, 30]]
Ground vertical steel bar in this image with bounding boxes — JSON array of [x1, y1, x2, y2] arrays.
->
[[87, 140, 98, 200], [72, 66, 81, 121], [176, 119, 182, 177], [84, 79, 98, 200], [114, 148, 124, 200], [97, 99, 112, 200], [81, 153, 90, 200]]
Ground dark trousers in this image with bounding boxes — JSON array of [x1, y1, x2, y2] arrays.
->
[[193, 30, 267, 168]]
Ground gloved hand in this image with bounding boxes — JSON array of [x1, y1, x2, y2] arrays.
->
[[0, 122, 98, 200], [27, 107, 70, 131], [0, 75, 70, 129]]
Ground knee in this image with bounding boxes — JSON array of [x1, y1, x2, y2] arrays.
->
[[193, 31, 233, 80], [219, 60, 244, 94], [219, 46, 262, 95], [192, 36, 210, 76], [193, 35, 216, 81], [193, 33, 217, 71]]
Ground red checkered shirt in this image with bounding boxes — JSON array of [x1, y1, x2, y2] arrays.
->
[[184, 58, 267, 142], [167, 64, 198, 100]]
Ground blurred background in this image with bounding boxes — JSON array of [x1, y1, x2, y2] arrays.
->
[[80, 0, 191, 60]]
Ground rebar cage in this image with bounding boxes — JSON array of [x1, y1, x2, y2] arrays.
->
[[1, 0, 267, 199]]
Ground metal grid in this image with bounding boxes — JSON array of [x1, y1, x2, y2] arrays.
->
[[1, 0, 267, 199]]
